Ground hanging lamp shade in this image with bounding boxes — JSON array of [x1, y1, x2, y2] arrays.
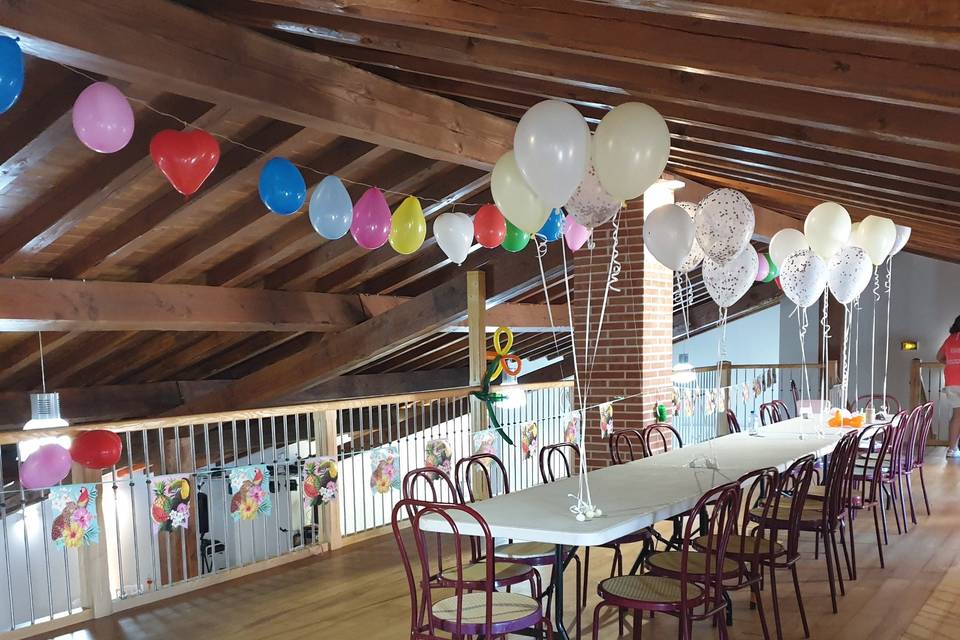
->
[[24, 391, 68, 430]]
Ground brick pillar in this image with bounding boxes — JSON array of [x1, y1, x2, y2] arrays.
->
[[573, 203, 674, 469]]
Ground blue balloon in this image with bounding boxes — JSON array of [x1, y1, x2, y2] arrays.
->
[[309, 175, 353, 239], [258, 157, 306, 215], [0, 37, 24, 114], [536, 208, 565, 242]]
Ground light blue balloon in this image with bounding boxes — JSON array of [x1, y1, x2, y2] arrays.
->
[[309, 175, 353, 239], [535, 208, 564, 242], [0, 37, 24, 114], [259, 157, 306, 215]]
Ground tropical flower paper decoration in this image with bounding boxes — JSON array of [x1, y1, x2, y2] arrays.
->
[[151, 475, 191, 533], [564, 412, 580, 444], [50, 484, 99, 549], [424, 439, 453, 479], [472, 430, 497, 459], [599, 402, 614, 438], [302, 457, 338, 509], [520, 422, 539, 460], [369, 446, 401, 495], [229, 465, 272, 521]]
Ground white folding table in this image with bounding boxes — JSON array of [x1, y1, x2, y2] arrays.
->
[[419, 417, 848, 639]]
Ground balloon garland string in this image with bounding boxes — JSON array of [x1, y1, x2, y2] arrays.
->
[[53, 62, 492, 211], [535, 237, 566, 377], [820, 288, 831, 410], [797, 305, 812, 403], [853, 295, 861, 409], [840, 303, 852, 410], [881, 257, 893, 413], [586, 210, 622, 396], [871, 266, 881, 410]]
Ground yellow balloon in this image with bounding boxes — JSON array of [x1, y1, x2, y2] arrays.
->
[[593, 102, 670, 201], [851, 215, 896, 266], [491, 151, 551, 234], [388, 196, 426, 255], [804, 201, 851, 260]]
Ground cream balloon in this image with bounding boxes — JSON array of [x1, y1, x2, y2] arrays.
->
[[592, 102, 670, 201], [769, 228, 809, 268], [804, 201, 851, 260], [514, 100, 590, 208], [853, 215, 896, 265], [490, 151, 551, 235], [890, 224, 912, 256]]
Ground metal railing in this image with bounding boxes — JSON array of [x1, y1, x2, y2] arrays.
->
[[0, 380, 573, 634]]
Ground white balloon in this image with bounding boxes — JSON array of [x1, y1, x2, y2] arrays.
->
[[703, 244, 758, 308], [890, 224, 912, 256], [514, 100, 590, 208], [593, 102, 670, 200], [565, 163, 621, 228], [827, 245, 872, 304], [780, 249, 827, 309], [643, 204, 695, 271], [491, 151, 551, 235], [804, 201, 851, 260], [769, 229, 809, 268], [675, 201, 704, 273], [695, 189, 754, 264], [433, 211, 473, 265], [852, 215, 896, 266]]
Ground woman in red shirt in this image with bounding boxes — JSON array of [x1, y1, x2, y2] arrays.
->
[[938, 315, 960, 457]]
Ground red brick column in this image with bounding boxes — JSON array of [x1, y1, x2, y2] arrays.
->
[[573, 203, 674, 469]]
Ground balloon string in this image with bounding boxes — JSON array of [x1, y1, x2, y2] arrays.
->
[[841, 303, 852, 408], [882, 257, 893, 412], [53, 62, 492, 210], [798, 305, 811, 404], [853, 295, 861, 409], [821, 288, 831, 408], [587, 211, 622, 387], [535, 237, 565, 378], [871, 267, 880, 402]]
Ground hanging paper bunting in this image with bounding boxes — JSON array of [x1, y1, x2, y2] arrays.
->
[[472, 429, 497, 458], [369, 446, 401, 495], [50, 484, 99, 549], [705, 390, 716, 415], [599, 402, 614, 438], [741, 383, 750, 403], [424, 439, 453, 480], [150, 474, 191, 533], [229, 465, 272, 521], [716, 388, 727, 413], [302, 457, 338, 509], [520, 422, 539, 461], [564, 412, 581, 444]]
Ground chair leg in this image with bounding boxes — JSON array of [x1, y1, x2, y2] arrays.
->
[[769, 566, 784, 640], [889, 481, 903, 535], [879, 489, 890, 545], [591, 603, 605, 640], [872, 504, 885, 568], [838, 520, 854, 581], [897, 474, 909, 534], [633, 608, 642, 640], [814, 531, 820, 559], [905, 473, 917, 525], [822, 530, 838, 613], [846, 515, 857, 580], [571, 553, 582, 640], [919, 466, 932, 516], [790, 563, 810, 638], [830, 530, 846, 597], [751, 579, 772, 640], [582, 547, 590, 608]]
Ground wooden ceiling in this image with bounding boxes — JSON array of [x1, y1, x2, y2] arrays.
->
[[0, 0, 955, 424]]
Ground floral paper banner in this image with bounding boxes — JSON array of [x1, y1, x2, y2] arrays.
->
[[370, 446, 401, 495], [752, 377, 763, 397], [683, 389, 694, 417], [599, 403, 614, 438], [520, 422, 539, 460], [303, 457, 338, 510], [150, 475, 191, 533], [229, 465, 272, 521], [716, 388, 727, 413], [741, 383, 750, 402], [564, 412, 580, 444], [705, 389, 716, 415], [50, 484, 99, 549], [424, 439, 453, 479], [472, 429, 497, 458]]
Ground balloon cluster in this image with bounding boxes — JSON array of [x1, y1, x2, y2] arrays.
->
[[19, 430, 123, 490]]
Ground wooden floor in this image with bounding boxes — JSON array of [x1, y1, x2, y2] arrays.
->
[[43, 452, 960, 640]]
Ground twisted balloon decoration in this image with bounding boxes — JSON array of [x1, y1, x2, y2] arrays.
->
[[470, 326, 523, 445]]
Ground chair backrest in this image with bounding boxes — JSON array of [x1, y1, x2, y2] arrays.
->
[[725, 409, 741, 434], [790, 380, 800, 415], [856, 423, 893, 505], [609, 428, 646, 465], [911, 402, 936, 468], [642, 422, 683, 456], [772, 400, 791, 420], [857, 393, 901, 415], [393, 499, 496, 638], [777, 455, 817, 559], [759, 402, 784, 425], [885, 410, 912, 474], [539, 442, 579, 483], [822, 431, 861, 524], [733, 466, 779, 565], [454, 453, 509, 503], [679, 481, 741, 614], [402, 467, 460, 578]]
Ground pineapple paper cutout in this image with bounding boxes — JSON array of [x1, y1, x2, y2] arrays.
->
[[150, 474, 191, 533]]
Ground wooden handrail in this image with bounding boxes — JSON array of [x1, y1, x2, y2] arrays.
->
[[0, 380, 574, 444]]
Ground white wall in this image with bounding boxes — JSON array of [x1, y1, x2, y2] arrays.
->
[[674, 304, 781, 367]]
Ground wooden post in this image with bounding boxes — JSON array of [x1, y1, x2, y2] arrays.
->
[[717, 361, 732, 436], [466, 271, 489, 498], [74, 464, 112, 618], [314, 409, 342, 551]]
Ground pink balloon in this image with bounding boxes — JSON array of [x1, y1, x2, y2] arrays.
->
[[72, 82, 135, 153], [755, 250, 769, 282], [20, 444, 72, 489], [351, 188, 391, 250], [564, 217, 591, 252]]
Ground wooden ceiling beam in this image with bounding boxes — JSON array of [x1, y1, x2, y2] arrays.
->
[[179, 332, 305, 380], [245, 1, 960, 130], [675, 279, 782, 340], [1, 0, 513, 168]]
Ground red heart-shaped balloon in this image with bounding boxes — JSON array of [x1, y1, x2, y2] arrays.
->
[[150, 129, 220, 196]]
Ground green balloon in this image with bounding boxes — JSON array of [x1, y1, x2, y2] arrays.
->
[[762, 253, 779, 283], [501, 220, 530, 253]]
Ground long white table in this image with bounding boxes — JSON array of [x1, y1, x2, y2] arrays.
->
[[418, 417, 850, 639]]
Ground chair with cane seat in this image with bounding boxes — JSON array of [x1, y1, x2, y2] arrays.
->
[[908, 402, 936, 519], [609, 428, 647, 465], [393, 499, 554, 639], [759, 401, 789, 425], [725, 410, 742, 434], [642, 423, 683, 457]]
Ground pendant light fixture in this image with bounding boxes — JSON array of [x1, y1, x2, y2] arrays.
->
[[23, 332, 68, 430]]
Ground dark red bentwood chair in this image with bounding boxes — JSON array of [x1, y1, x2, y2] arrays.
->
[[846, 423, 894, 571], [592, 481, 742, 640], [856, 393, 901, 416], [725, 410, 742, 434], [402, 467, 535, 592], [759, 401, 789, 426], [641, 423, 683, 457], [855, 411, 911, 537], [393, 499, 553, 639], [539, 442, 579, 483], [609, 428, 647, 465], [907, 401, 936, 519]]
